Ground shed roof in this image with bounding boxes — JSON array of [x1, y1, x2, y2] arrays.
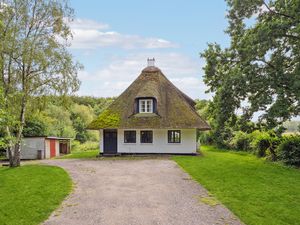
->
[[88, 65, 210, 130], [23, 136, 71, 140]]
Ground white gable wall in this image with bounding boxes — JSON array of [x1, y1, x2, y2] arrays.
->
[[20, 137, 45, 159], [99, 129, 197, 154]]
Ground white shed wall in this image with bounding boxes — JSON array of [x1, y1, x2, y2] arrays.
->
[[55, 140, 59, 156], [98, 129, 197, 154], [45, 139, 51, 159], [21, 138, 45, 159], [44, 139, 60, 158]]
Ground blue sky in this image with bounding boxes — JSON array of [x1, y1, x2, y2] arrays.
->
[[69, 0, 230, 99]]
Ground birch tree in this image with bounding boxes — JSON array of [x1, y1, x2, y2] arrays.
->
[[0, 0, 81, 167]]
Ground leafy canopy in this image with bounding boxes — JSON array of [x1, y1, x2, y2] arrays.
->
[[201, 0, 300, 129], [0, 0, 82, 166]]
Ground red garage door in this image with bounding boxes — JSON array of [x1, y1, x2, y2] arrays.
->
[[50, 140, 56, 158]]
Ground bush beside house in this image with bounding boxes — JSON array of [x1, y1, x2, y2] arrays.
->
[[277, 136, 300, 167], [200, 130, 300, 167]]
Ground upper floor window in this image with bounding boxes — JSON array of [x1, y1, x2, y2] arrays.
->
[[139, 99, 153, 113]]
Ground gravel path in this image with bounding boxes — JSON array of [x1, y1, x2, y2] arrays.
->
[[43, 159, 242, 225]]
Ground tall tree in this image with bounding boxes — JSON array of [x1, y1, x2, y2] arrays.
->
[[71, 104, 95, 143], [201, 0, 300, 137], [0, 0, 81, 167]]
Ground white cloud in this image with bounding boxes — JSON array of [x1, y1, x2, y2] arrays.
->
[[68, 18, 177, 49], [77, 53, 211, 99], [69, 18, 109, 30]]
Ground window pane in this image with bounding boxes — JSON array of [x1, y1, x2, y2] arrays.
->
[[141, 131, 153, 143], [141, 101, 145, 112], [168, 130, 181, 143], [139, 99, 153, 113], [124, 131, 136, 143]]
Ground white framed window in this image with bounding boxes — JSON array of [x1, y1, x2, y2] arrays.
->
[[140, 130, 153, 143], [139, 99, 153, 113], [168, 130, 181, 143], [124, 130, 136, 143]]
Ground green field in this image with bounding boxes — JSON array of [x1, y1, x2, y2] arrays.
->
[[173, 145, 300, 225], [0, 165, 72, 225]]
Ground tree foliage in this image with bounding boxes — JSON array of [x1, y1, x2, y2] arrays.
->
[[0, 0, 81, 166], [21, 96, 111, 142], [201, 0, 300, 135], [71, 104, 95, 143]]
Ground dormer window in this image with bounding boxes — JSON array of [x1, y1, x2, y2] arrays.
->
[[139, 99, 153, 113]]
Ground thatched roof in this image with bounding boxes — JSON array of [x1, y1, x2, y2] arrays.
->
[[88, 66, 210, 130]]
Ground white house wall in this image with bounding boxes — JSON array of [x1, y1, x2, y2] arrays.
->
[[116, 129, 197, 154], [99, 129, 103, 153], [20, 138, 45, 159]]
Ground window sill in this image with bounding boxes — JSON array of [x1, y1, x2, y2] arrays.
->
[[133, 113, 158, 118]]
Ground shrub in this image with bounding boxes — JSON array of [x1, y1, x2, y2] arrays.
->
[[250, 130, 280, 160], [277, 135, 300, 167], [198, 131, 214, 145], [71, 141, 99, 152], [230, 131, 252, 151], [71, 140, 80, 151]]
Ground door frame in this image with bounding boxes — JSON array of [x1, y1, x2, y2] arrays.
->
[[103, 129, 118, 154]]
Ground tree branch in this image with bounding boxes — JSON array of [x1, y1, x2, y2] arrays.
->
[[262, 1, 296, 20]]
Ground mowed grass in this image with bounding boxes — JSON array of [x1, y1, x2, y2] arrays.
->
[[173, 145, 300, 225], [56, 150, 99, 159], [0, 165, 72, 225]]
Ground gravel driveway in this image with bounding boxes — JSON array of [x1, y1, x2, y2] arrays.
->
[[43, 159, 242, 225]]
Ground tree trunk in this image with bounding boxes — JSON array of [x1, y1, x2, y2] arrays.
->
[[269, 147, 277, 162], [9, 145, 21, 167], [8, 95, 26, 167], [7, 147, 13, 167]]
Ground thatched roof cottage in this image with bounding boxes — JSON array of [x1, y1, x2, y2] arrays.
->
[[88, 59, 210, 155]]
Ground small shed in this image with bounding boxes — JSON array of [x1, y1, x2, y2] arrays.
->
[[20, 136, 71, 159]]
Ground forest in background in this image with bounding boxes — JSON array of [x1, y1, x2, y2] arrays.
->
[[0, 95, 114, 154], [17, 96, 300, 143], [23, 95, 114, 141]]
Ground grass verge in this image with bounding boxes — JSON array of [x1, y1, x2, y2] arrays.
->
[[173, 145, 300, 225], [0, 164, 72, 225], [56, 150, 99, 159]]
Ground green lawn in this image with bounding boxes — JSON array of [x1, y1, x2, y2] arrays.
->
[[57, 150, 99, 159], [0, 165, 72, 225], [173, 145, 300, 225]]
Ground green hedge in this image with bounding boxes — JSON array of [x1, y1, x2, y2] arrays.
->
[[71, 140, 99, 152], [277, 135, 300, 166], [230, 131, 252, 151], [215, 130, 300, 166]]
